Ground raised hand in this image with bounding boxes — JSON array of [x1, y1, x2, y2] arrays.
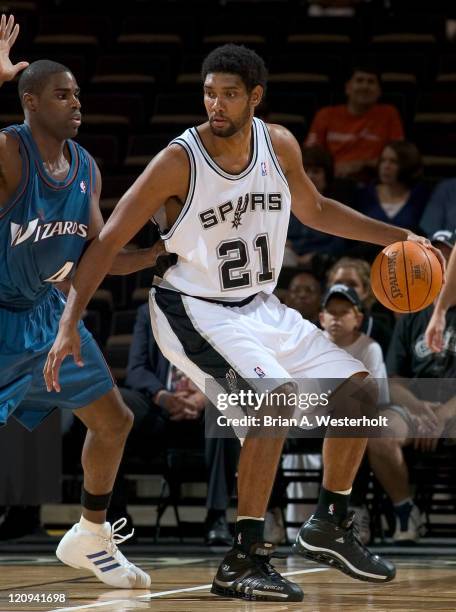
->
[[0, 14, 29, 84]]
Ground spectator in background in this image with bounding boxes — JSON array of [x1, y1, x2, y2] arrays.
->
[[319, 284, 389, 401], [287, 146, 354, 265], [116, 303, 239, 546], [305, 63, 404, 181], [354, 141, 428, 235], [420, 178, 456, 238], [327, 256, 393, 356], [286, 268, 323, 326], [367, 231, 456, 543]]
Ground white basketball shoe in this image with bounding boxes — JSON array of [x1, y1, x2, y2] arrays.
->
[[56, 517, 151, 588]]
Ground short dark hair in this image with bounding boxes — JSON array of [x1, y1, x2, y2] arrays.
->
[[201, 44, 268, 94], [18, 59, 72, 104], [347, 60, 381, 83], [381, 140, 422, 186], [301, 145, 334, 184]]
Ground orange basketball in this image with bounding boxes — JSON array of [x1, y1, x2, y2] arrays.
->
[[370, 241, 443, 313]]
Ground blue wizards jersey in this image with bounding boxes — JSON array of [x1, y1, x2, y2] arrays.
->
[[0, 123, 95, 310]]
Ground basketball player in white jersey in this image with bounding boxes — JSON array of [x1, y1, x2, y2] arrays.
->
[[44, 45, 444, 602]]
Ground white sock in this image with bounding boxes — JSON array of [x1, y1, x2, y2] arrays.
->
[[334, 488, 352, 495], [236, 516, 265, 522], [79, 515, 108, 534]]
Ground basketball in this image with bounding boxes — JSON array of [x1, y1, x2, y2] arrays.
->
[[370, 241, 443, 313]]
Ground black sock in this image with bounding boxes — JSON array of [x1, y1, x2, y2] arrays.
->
[[314, 487, 349, 525], [394, 499, 413, 531], [234, 518, 264, 552]]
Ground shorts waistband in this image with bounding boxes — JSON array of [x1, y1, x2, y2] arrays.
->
[[154, 285, 258, 308]]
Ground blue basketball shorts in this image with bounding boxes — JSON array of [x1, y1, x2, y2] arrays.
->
[[0, 288, 114, 430]]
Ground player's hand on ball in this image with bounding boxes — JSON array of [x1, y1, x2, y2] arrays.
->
[[0, 14, 29, 83], [406, 232, 446, 282], [44, 323, 83, 392]]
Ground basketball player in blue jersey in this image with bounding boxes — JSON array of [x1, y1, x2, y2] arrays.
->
[[0, 14, 166, 589], [45, 44, 445, 602]]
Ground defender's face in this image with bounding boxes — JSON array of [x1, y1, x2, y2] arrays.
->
[[204, 73, 259, 137], [31, 72, 82, 139]]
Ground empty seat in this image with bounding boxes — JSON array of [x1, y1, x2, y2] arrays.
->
[[150, 93, 206, 128], [286, 17, 359, 50], [80, 94, 145, 129], [91, 55, 169, 89], [124, 134, 171, 168], [110, 310, 137, 335], [75, 133, 119, 169], [0, 93, 23, 127], [116, 15, 192, 53], [105, 335, 132, 383], [34, 15, 112, 48]]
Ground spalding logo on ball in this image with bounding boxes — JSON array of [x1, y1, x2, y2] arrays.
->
[[371, 241, 443, 313]]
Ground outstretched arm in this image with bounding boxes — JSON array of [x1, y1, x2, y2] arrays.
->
[[43, 144, 189, 391], [271, 124, 440, 250], [425, 245, 456, 352], [88, 163, 166, 275]]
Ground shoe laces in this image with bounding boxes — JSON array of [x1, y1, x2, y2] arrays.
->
[[252, 545, 287, 580], [104, 517, 135, 557], [342, 512, 371, 556]]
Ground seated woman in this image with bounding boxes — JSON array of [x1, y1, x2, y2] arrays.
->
[[354, 140, 429, 237], [286, 145, 355, 266]]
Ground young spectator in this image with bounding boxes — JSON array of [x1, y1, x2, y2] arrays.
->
[[320, 284, 389, 402], [420, 178, 456, 237], [354, 141, 428, 234], [327, 257, 394, 356], [287, 146, 354, 264], [367, 231, 456, 543], [305, 63, 404, 180]]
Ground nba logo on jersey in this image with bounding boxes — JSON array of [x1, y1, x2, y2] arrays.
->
[[80, 180, 87, 194], [261, 161, 267, 176], [254, 366, 266, 378]]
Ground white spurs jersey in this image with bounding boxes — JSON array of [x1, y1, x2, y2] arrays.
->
[[154, 117, 291, 300]]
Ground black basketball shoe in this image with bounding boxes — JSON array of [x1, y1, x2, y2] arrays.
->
[[293, 512, 396, 583], [211, 542, 304, 602]]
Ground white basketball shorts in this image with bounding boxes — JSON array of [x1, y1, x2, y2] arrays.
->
[[149, 287, 367, 405]]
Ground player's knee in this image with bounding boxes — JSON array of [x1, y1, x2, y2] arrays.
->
[[105, 401, 134, 439], [268, 381, 299, 418], [353, 373, 379, 407]]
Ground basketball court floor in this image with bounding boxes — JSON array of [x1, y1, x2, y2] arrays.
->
[[1, 552, 455, 611]]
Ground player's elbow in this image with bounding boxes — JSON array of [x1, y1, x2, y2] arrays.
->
[[295, 192, 324, 226]]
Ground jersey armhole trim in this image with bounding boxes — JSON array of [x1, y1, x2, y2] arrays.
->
[[159, 138, 196, 241], [0, 127, 30, 220], [259, 119, 289, 188]]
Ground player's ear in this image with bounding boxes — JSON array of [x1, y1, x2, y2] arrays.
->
[[22, 92, 37, 113], [355, 310, 363, 328], [250, 85, 263, 108]]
